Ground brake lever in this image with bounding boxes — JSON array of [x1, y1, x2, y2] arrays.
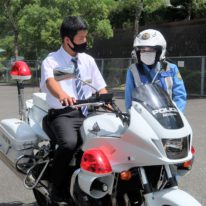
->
[[111, 101, 130, 124], [101, 104, 114, 112]]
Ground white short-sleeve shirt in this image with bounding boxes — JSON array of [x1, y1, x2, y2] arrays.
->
[[40, 46, 107, 109]]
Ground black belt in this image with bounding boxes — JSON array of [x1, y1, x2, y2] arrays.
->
[[48, 107, 77, 120], [48, 106, 96, 121]]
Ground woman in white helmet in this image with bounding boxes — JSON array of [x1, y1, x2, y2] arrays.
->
[[125, 29, 187, 112]]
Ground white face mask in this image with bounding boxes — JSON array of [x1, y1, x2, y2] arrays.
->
[[140, 52, 156, 65]]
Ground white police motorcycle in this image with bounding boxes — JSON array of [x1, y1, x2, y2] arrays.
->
[[0, 61, 201, 206]]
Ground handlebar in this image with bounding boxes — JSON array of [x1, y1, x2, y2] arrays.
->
[[63, 93, 130, 124], [73, 93, 113, 106]]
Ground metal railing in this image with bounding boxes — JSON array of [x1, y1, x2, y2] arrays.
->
[[0, 56, 205, 97]]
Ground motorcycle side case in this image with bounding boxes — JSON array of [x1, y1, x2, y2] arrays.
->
[[32, 92, 49, 113], [0, 118, 38, 164], [27, 92, 50, 141]]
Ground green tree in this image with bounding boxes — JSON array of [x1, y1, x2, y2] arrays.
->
[[62, 0, 116, 45], [192, 0, 206, 18], [110, 0, 206, 32], [110, 0, 164, 34], [0, 0, 115, 60], [1, 0, 206, 60], [110, 0, 142, 31], [0, 0, 25, 59], [18, 3, 62, 59]]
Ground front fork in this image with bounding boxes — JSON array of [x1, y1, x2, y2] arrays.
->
[[139, 165, 177, 205]]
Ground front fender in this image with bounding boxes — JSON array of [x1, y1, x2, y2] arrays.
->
[[143, 187, 201, 206]]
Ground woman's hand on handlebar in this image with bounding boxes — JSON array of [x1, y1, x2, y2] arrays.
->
[[102, 103, 113, 112]]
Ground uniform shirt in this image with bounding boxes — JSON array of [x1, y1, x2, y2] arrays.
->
[[125, 62, 187, 112], [40, 46, 107, 109]]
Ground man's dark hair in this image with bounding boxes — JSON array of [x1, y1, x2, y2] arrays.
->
[[60, 16, 88, 41]]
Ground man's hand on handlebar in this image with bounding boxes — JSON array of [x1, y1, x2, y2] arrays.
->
[[59, 93, 76, 106], [59, 93, 114, 110]]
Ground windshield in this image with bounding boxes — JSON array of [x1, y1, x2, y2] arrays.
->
[[132, 84, 184, 129]]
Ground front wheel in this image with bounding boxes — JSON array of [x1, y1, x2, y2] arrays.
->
[[33, 188, 58, 206]]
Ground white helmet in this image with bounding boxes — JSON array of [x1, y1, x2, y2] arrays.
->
[[133, 29, 167, 60]]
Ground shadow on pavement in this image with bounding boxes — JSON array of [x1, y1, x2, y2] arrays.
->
[[0, 202, 36, 206]]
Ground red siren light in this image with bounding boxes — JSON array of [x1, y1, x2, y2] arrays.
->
[[10, 61, 31, 81], [81, 148, 112, 174]]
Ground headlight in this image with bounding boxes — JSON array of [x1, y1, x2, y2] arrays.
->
[[162, 136, 189, 159]]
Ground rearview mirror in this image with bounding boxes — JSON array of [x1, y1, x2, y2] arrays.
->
[[53, 66, 98, 92], [53, 66, 75, 81]]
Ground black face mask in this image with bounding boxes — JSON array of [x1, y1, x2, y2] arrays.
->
[[68, 41, 87, 53]]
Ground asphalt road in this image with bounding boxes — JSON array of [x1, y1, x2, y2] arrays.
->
[[0, 85, 205, 205]]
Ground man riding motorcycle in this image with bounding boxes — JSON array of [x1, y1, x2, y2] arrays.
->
[[40, 16, 108, 204]]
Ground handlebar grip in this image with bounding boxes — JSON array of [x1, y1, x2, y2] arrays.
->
[[74, 99, 96, 105]]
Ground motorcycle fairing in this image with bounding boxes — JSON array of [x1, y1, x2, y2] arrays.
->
[[125, 106, 193, 164], [81, 103, 193, 171], [132, 84, 184, 129], [81, 113, 125, 140]]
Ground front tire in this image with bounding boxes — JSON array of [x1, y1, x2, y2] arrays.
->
[[33, 188, 58, 206]]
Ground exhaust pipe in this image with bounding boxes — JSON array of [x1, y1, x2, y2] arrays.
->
[[0, 151, 25, 180], [0, 152, 50, 198]]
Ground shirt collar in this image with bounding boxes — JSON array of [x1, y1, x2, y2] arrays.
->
[[143, 62, 161, 73], [59, 45, 79, 64]]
